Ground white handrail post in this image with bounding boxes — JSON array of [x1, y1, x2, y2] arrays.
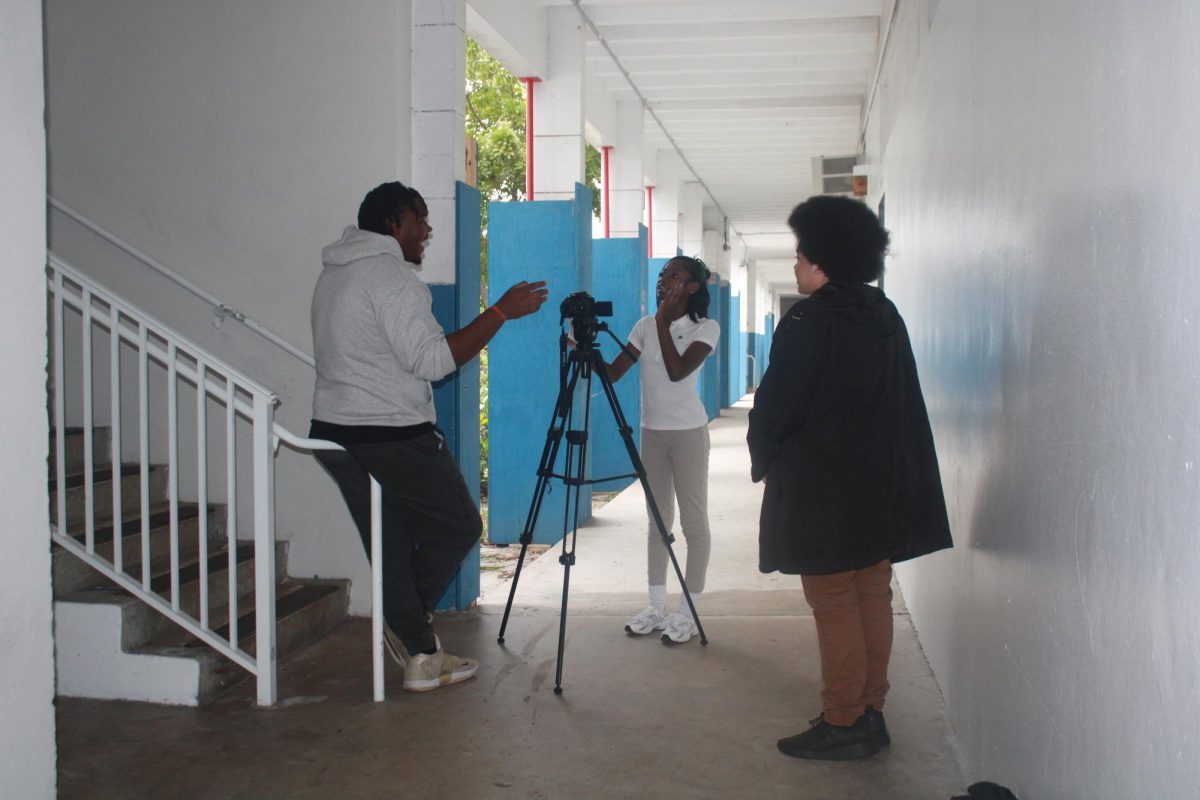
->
[[110, 302, 123, 573], [252, 393, 277, 706], [82, 287, 95, 552], [167, 342, 180, 608], [371, 477, 384, 702], [52, 269, 67, 533]]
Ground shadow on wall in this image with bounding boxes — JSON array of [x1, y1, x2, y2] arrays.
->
[[923, 190, 1200, 794]]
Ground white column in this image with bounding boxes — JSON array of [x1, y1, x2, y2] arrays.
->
[[532, 6, 586, 201], [678, 183, 704, 259], [700, 225, 724, 275], [411, 0, 466, 284], [649, 149, 681, 257], [609, 99, 644, 238], [2, 0, 57, 795]]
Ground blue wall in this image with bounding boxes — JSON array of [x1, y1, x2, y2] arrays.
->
[[762, 312, 775, 378], [591, 228, 647, 491], [428, 181, 482, 609], [700, 277, 721, 420], [487, 184, 594, 544], [648, 256, 670, 312], [728, 293, 743, 402], [717, 281, 732, 409]]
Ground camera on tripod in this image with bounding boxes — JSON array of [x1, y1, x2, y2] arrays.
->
[[559, 291, 613, 347], [500, 288, 708, 692]]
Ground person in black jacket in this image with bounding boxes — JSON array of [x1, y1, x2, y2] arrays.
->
[[748, 195, 952, 761]]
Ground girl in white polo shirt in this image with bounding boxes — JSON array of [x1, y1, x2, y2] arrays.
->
[[602, 256, 720, 644]]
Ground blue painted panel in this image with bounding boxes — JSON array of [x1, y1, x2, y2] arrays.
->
[[428, 182, 483, 610], [719, 288, 732, 407], [728, 295, 741, 402], [701, 278, 722, 420], [763, 312, 775, 376], [591, 229, 647, 491], [487, 185, 594, 544], [648, 257, 671, 313]]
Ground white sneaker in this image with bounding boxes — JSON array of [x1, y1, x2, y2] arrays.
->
[[660, 612, 698, 645], [624, 605, 669, 635], [402, 636, 478, 692]]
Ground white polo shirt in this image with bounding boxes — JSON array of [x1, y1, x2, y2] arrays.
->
[[627, 314, 721, 430]]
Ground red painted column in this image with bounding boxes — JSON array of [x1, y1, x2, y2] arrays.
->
[[645, 185, 655, 257], [601, 145, 612, 238], [520, 77, 539, 200]]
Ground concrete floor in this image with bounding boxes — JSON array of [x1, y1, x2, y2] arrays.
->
[[57, 402, 966, 799]]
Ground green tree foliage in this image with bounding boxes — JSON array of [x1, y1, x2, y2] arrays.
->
[[466, 38, 602, 507], [466, 38, 527, 219], [467, 38, 601, 224]]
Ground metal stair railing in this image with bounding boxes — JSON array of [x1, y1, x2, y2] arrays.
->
[[49, 254, 281, 704], [47, 254, 391, 704]]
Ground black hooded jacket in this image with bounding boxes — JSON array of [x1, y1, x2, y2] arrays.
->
[[748, 282, 952, 575]]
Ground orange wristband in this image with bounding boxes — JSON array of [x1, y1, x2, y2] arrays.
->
[[489, 305, 507, 322]]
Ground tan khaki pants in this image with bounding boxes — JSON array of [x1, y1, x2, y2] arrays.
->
[[641, 425, 711, 592], [800, 559, 894, 726]]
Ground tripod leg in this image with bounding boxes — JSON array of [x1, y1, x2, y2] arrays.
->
[[591, 353, 709, 646], [498, 359, 583, 644], [553, 549, 573, 694], [552, 359, 594, 693]]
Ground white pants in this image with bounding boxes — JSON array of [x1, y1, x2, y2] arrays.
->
[[641, 425, 711, 591]]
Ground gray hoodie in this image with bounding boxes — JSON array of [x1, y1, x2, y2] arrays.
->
[[311, 226, 456, 427]]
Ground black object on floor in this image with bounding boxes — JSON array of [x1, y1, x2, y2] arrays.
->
[[951, 781, 1019, 800]]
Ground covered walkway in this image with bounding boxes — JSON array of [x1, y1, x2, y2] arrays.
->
[[56, 402, 964, 799], [9, 2, 1200, 797]]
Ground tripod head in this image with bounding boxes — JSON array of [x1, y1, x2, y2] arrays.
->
[[564, 316, 609, 353], [560, 291, 613, 352]]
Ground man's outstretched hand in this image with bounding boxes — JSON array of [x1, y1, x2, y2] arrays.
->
[[495, 280, 549, 320]]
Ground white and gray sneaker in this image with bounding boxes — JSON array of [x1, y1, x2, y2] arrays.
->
[[624, 605, 669, 635], [660, 612, 699, 645], [402, 637, 479, 693]]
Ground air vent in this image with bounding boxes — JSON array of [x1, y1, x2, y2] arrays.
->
[[812, 155, 859, 196]]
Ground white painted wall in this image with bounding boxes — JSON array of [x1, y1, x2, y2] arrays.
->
[[869, 1, 1200, 796], [0, 2, 57, 796], [43, 0, 420, 615]]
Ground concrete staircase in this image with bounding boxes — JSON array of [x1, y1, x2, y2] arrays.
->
[[51, 427, 348, 705]]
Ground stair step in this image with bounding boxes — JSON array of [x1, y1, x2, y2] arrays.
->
[[52, 502, 227, 596], [56, 462, 137, 491], [140, 578, 349, 703], [49, 426, 112, 475], [51, 463, 168, 530], [55, 537, 291, 649]]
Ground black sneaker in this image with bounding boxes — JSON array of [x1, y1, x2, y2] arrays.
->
[[864, 706, 891, 747], [777, 713, 880, 761]]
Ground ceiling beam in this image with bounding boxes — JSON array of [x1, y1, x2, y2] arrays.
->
[[588, 51, 877, 75], [577, 0, 881, 26], [597, 17, 877, 43], [630, 69, 870, 90], [589, 35, 878, 58], [649, 94, 862, 111]]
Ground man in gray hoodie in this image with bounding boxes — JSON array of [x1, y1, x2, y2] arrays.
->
[[310, 181, 547, 692]]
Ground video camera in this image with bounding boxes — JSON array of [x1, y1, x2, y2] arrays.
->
[[559, 291, 613, 347]]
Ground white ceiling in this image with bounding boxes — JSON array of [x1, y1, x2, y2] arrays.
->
[[553, 0, 883, 272]]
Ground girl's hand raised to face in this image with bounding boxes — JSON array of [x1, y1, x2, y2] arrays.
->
[[656, 284, 687, 322]]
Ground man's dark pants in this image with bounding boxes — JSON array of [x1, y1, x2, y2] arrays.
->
[[314, 429, 482, 655]]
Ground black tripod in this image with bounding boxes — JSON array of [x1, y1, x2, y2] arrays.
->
[[497, 317, 708, 694]]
